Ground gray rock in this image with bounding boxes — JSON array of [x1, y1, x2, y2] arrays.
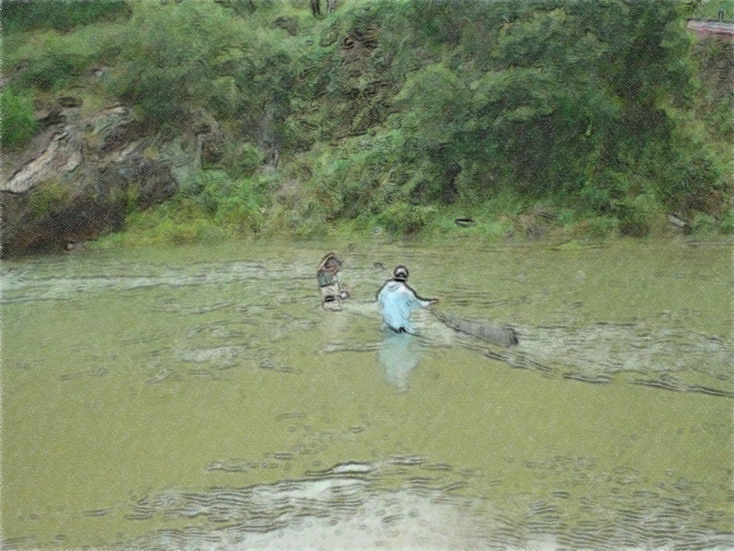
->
[[1, 104, 217, 256]]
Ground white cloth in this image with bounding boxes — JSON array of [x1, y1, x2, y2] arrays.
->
[[376, 280, 432, 333]]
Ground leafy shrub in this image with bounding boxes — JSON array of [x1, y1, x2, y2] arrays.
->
[[10, 25, 117, 92], [17, 52, 88, 90], [3, 0, 130, 33], [28, 181, 73, 219], [691, 212, 718, 234], [376, 203, 436, 235], [1, 89, 37, 148], [106, 2, 244, 128], [719, 210, 734, 235], [693, 40, 734, 143], [222, 143, 266, 179], [655, 125, 727, 212], [181, 170, 266, 232], [578, 217, 619, 240], [105, 1, 302, 134], [578, 171, 630, 214], [617, 194, 662, 237]]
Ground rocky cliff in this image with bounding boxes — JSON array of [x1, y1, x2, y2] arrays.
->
[[1, 98, 217, 256]]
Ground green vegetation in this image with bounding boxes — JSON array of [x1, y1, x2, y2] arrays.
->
[[689, 0, 734, 21], [27, 180, 73, 218], [4, 0, 733, 245], [1, 88, 37, 148], [2, 0, 130, 33]]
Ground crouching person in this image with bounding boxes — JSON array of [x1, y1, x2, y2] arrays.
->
[[317, 252, 350, 311]]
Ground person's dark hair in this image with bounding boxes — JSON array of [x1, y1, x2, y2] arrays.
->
[[393, 265, 409, 281], [318, 252, 342, 273]]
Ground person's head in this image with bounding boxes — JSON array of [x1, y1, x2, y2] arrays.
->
[[393, 265, 409, 282], [325, 258, 341, 273], [319, 253, 342, 274]]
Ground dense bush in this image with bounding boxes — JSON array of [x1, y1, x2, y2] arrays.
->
[[104, 2, 238, 128], [4, 0, 732, 241], [17, 51, 89, 91], [244, 0, 728, 236], [2, 0, 130, 33], [105, 1, 301, 134], [1, 88, 37, 148]]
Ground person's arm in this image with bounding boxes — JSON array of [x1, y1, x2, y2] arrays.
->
[[337, 277, 350, 299], [406, 284, 437, 308]]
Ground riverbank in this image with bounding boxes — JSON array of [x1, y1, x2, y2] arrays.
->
[[2, 1, 732, 257], [86, 199, 734, 253]]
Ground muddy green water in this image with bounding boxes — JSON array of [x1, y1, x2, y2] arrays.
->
[[2, 239, 732, 549]]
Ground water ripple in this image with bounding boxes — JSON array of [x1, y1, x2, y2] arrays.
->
[[449, 319, 734, 398], [105, 456, 734, 551]]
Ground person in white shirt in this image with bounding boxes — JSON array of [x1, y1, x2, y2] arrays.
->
[[376, 265, 438, 334]]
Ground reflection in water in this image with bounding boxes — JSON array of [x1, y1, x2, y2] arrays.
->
[[378, 330, 423, 392]]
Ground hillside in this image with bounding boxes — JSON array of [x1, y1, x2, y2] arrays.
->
[[2, 0, 732, 255]]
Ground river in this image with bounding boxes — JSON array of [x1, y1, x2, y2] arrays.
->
[[1, 238, 732, 549]]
